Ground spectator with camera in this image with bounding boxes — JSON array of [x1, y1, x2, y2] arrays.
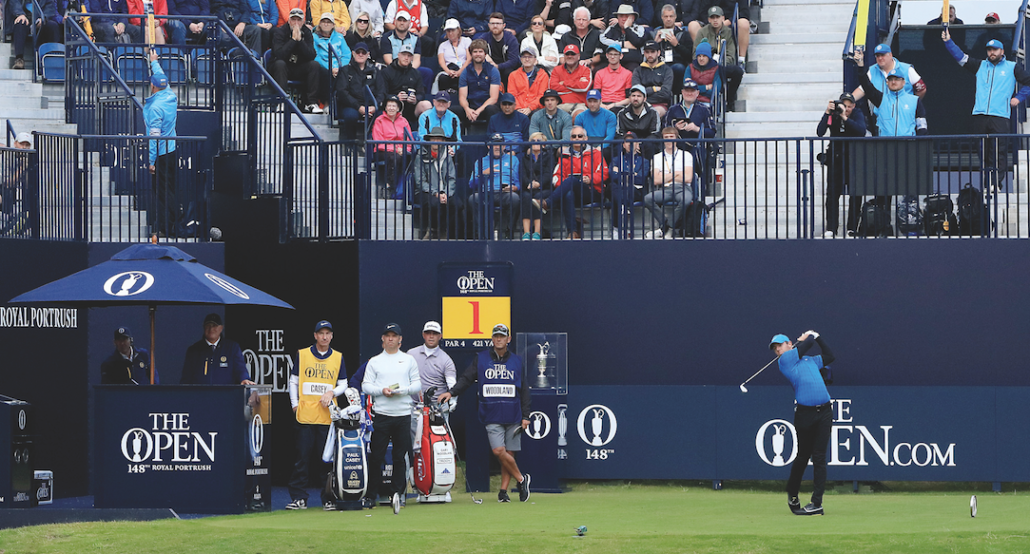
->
[[336, 41, 386, 139], [816, 93, 866, 238], [383, 43, 432, 124], [212, 0, 264, 51]]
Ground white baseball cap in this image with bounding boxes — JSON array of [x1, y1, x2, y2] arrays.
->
[[15, 132, 33, 146], [423, 321, 442, 333], [443, 18, 460, 30]]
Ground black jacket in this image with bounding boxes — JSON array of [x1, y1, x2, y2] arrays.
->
[[382, 59, 426, 102], [521, 148, 556, 191], [337, 60, 386, 111], [211, 0, 251, 24], [272, 23, 316, 63]]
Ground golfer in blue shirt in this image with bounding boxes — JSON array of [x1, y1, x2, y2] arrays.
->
[[770, 330, 835, 516]]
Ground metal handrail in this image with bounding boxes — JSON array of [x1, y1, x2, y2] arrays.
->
[[5, 121, 15, 147], [213, 19, 323, 142], [64, 15, 145, 114]]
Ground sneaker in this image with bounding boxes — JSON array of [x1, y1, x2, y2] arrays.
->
[[800, 502, 824, 516], [517, 474, 531, 502], [611, 228, 620, 240], [498, 490, 511, 503], [788, 495, 804, 515], [644, 229, 664, 239], [531, 232, 541, 240], [323, 501, 337, 511], [846, 230, 857, 237], [305, 104, 322, 114], [823, 231, 835, 238], [391, 492, 401, 515], [444, 492, 452, 503], [285, 498, 307, 510], [361, 497, 376, 509], [521, 232, 531, 241], [13, 57, 25, 70]]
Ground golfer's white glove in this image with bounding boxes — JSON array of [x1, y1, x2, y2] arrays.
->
[[807, 330, 819, 339]]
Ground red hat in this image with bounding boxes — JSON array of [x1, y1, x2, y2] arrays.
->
[[985, 12, 1000, 22], [563, 44, 580, 55]]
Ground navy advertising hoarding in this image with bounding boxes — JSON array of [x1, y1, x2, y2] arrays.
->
[[556, 386, 1030, 482], [94, 385, 272, 514]]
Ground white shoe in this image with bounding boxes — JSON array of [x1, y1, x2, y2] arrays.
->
[[445, 492, 452, 503], [611, 228, 620, 240], [391, 492, 401, 515], [644, 229, 663, 239], [306, 104, 323, 114], [823, 231, 835, 238]]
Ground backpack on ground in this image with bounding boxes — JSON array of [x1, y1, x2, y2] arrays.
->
[[922, 194, 957, 237], [957, 184, 987, 236], [858, 200, 891, 237], [895, 194, 922, 236]]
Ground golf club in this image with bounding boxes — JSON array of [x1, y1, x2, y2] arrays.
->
[[444, 418, 483, 504], [741, 339, 804, 393]]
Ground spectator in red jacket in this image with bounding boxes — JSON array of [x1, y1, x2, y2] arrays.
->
[[372, 96, 413, 198], [549, 44, 593, 118], [128, 0, 170, 44], [532, 125, 608, 238]]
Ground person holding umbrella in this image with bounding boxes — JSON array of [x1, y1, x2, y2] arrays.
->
[[181, 313, 254, 385], [100, 326, 159, 385]]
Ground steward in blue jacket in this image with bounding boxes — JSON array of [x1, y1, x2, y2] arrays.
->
[[943, 31, 1030, 133], [144, 58, 178, 168], [181, 313, 254, 385], [856, 64, 926, 137]]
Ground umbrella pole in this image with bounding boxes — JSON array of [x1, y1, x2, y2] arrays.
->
[[149, 305, 156, 385]]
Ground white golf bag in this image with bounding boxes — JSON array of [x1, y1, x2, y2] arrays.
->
[[324, 388, 368, 502]]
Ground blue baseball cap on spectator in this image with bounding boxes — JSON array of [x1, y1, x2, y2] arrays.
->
[[682, 78, 698, 89], [399, 43, 415, 55], [383, 322, 402, 335], [586, 89, 601, 101], [629, 84, 647, 96], [499, 92, 516, 104], [353, 42, 369, 53], [114, 326, 133, 339], [769, 334, 790, 350], [434, 91, 451, 102], [986, 39, 1004, 50], [874, 43, 891, 55], [886, 67, 905, 79], [151, 73, 168, 89], [314, 320, 332, 332], [606, 43, 622, 53]]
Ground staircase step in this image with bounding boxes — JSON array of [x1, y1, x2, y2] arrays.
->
[[3, 81, 45, 97], [0, 107, 66, 120], [750, 33, 844, 45], [763, 0, 855, 5], [742, 72, 841, 84], [757, 58, 842, 73], [0, 68, 37, 80], [739, 83, 842, 101], [726, 111, 825, 123]]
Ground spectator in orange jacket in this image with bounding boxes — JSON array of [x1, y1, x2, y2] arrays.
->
[[532, 126, 608, 238], [276, 0, 308, 25], [507, 45, 549, 116], [128, 0, 170, 43]]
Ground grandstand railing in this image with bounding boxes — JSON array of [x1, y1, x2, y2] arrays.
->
[[62, 13, 323, 196], [279, 133, 1030, 242], [1, 132, 210, 242], [5, 121, 16, 147]]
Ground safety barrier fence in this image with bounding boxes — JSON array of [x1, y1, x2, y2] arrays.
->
[[2, 132, 209, 242], [281, 133, 1030, 242], [63, 12, 322, 196]]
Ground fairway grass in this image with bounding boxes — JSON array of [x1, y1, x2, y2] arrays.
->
[[2, 483, 1029, 553]]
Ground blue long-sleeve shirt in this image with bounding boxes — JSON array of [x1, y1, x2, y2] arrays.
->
[[87, 0, 130, 26], [446, 0, 491, 35], [143, 60, 178, 165], [496, 0, 535, 36], [777, 336, 834, 407], [167, 0, 209, 25], [486, 110, 530, 140], [470, 152, 521, 192], [945, 38, 1030, 118], [575, 107, 617, 142], [246, 0, 277, 25]]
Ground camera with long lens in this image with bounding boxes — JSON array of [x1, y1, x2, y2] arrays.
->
[[831, 100, 845, 114]]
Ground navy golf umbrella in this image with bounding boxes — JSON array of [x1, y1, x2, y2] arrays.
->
[[9, 243, 293, 383]]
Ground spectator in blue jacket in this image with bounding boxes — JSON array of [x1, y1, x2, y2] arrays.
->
[[314, 13, 351, 108], [574, 89, 617, 147], [497, 0, 536, 38], [447, 0, 491, 37], [487, 92, 531, 140], [664, 78, 714, 148], [418, 91, 463, 145], [609, 130, 648, 238], [88, 0, 143, 43], [9, 0, 62, 69], [166, 0, 211, 44], [143, 52, 180, 237], [247, 0, 278, 51], [211, 0, 263, 51], [469, 134, 522, 238], [475, 12, 521, 84]]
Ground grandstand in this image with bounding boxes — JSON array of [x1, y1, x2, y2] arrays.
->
[[0, 0, 1028, 242]]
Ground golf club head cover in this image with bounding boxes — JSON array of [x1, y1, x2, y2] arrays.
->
[[344, 387, 361, 408]]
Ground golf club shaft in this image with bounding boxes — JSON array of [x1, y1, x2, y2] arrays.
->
[[444, 418, 481, 504], [741, 343, 799, 387]]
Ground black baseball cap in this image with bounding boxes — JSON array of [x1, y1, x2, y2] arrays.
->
[[114, 326, 132, 339], [203, 313, 223, 326], [383, 322, 403, 335], [314, 320, 333, 332]]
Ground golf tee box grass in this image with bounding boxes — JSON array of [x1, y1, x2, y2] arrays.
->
[[3, 482, 1030, 553]]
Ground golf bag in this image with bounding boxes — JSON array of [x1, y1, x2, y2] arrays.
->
[[923, 194, 957, 237], [895, 195, 922, 236], [326, 388, 368, 503], [412, 387, 455, 500]]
